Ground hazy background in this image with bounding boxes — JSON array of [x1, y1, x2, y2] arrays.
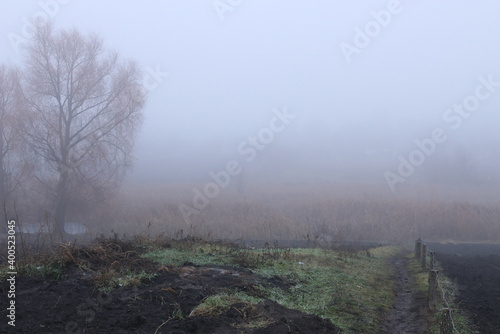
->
[[2, 0, 500, 195]]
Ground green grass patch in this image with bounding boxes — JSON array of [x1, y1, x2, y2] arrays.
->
[[142, 247, 235, 267], [94, 268, 157, 292], [189, 292, 263, 317], [142, 238, 243, 267], [189, 292, 270, 329], [116, 270, 157, 287], [405, 253, 429, 293], [252, 246, 398, 333], [1, 260, 66, 280], [144, 242, 400, 333]]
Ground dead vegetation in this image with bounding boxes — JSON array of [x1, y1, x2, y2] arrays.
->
[[89, 182, 500, 243]]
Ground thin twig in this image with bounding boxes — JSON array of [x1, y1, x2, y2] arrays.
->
[[154, 318, 172, 334]]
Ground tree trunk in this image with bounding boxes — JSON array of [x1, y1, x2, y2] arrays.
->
[[0, 157, 5, 209], [0, 156, 5, 221], [54, 170, 69, 237], [0, 158, 5, 233], [0, 123, 6, 229]]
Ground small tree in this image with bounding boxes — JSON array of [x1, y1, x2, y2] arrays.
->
[[20, 23, 146, 236]]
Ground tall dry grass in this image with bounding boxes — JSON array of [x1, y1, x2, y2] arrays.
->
[[90, 182, 500, 243]]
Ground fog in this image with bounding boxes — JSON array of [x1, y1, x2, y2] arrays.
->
[[3, 6, 500, 332], [2, 0, 500, 194]]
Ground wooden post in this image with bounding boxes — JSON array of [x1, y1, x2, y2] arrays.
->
[[415, 238, 422, 259], [430, 251, 435, 270], [421, 244, 427, 269], [428, 270, 438, 311]]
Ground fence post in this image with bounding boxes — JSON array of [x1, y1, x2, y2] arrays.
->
[[430, 251, 435, 270], [415, 238, 422, 259], [428, 269, 438, 311], [421, 244, 427, 269]]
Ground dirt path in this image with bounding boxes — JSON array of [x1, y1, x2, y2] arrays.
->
[[379, 256, 428, 334]]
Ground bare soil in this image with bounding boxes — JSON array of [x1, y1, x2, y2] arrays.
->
[[433, 244, 500, 334], [0, 239, 341, 333]]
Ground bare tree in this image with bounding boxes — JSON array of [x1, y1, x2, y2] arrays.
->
[[19, 23, 146, 236], [0, 65, 24, 225]]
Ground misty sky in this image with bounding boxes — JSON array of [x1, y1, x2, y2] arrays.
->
[[2, 1, 500, 189]]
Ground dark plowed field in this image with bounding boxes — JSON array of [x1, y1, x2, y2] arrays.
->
[[429, 243, 500, 334]]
